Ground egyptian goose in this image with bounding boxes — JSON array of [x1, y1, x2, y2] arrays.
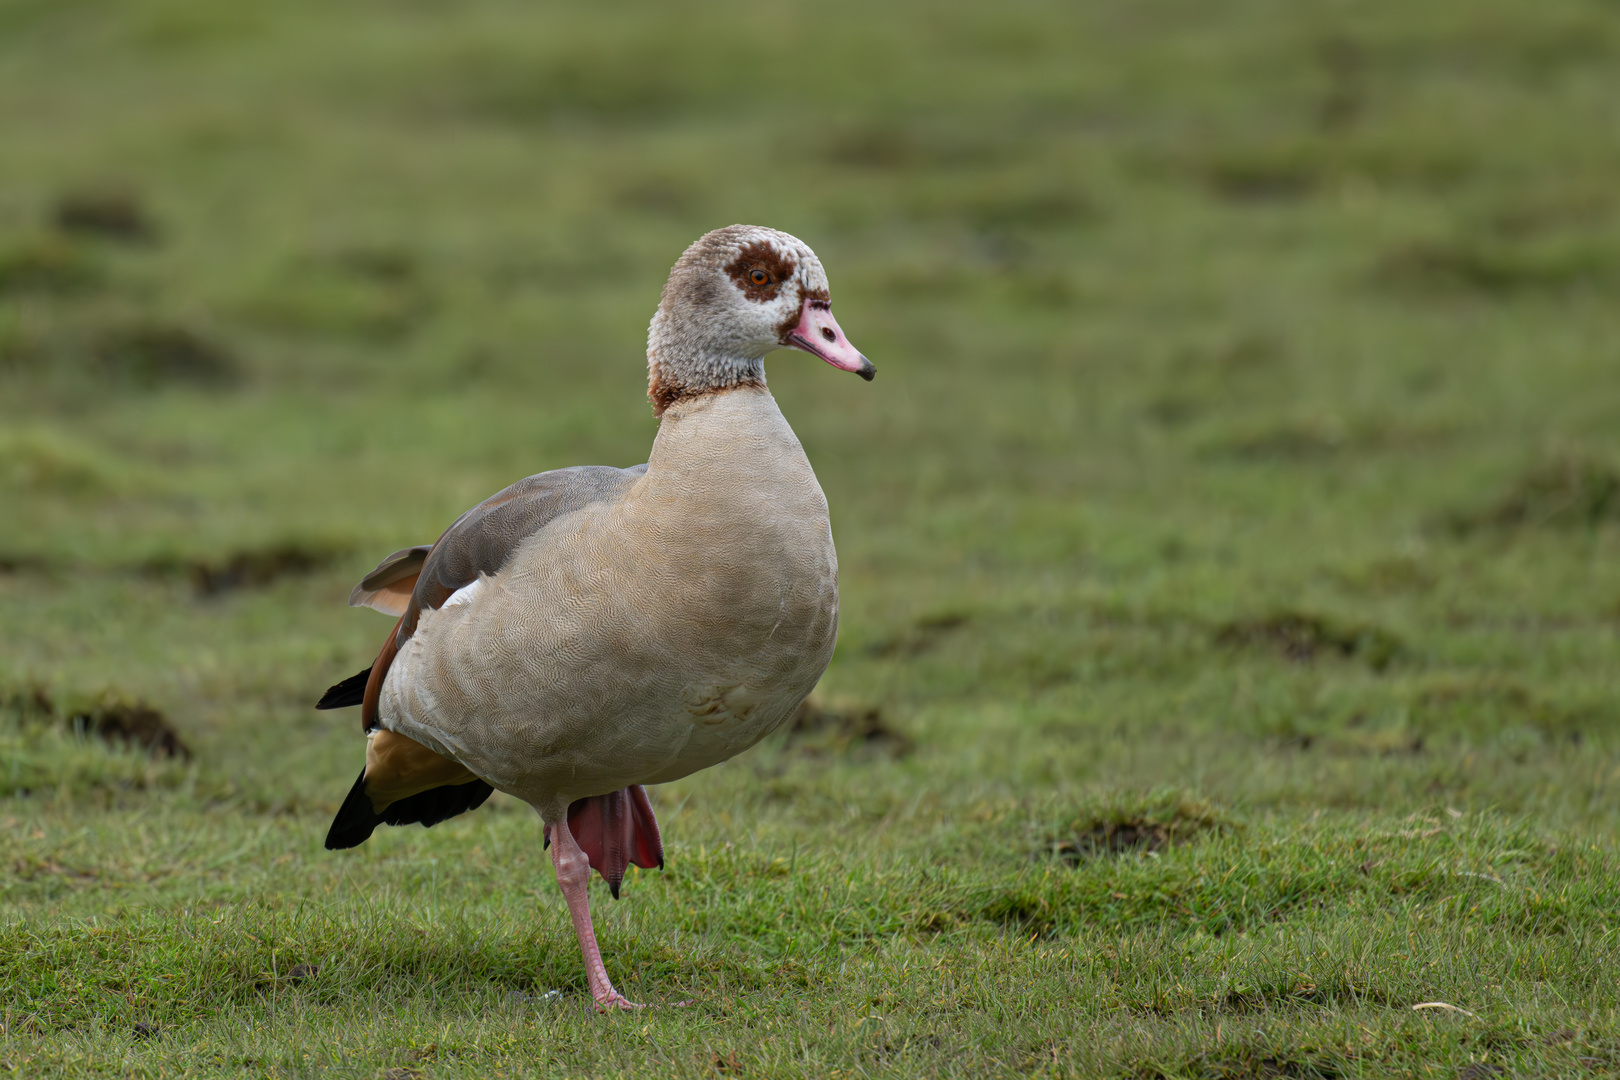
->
[[317, 225, 873, 1009]]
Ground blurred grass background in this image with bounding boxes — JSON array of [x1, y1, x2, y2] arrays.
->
[[4, 0, 1620, 1076]]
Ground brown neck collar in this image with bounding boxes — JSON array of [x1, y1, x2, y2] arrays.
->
[[648, 360, 766, 417]]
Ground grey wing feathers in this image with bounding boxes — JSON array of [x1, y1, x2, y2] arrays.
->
[[401, 464, 647, 637]]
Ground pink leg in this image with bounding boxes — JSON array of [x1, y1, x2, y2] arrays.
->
[[548, 818, 642, 1011]]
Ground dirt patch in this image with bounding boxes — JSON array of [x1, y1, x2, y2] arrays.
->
[[4, 685, 192, 763], [93, 323, 239, 388], [784, 699, 911, 757], [1056, 819, 1175, 859], [1215, 612, 1401, 670], [178, 542, 339, 596], [1444, 457, 1620, 533], [1048, 799, 1230, 864], [52, 188, 156, 243], [977, 888, 1056, 937], [70, 701, 191, 760]]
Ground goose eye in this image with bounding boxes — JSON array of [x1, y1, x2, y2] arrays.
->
[[749, 268, 770, 286]]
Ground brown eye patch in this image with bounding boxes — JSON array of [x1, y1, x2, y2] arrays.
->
[[725, 240, 797, 302]]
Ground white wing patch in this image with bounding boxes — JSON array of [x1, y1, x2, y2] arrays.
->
[[441, 577, 485, 609]]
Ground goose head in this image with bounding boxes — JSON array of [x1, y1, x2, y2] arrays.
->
[[647, 225, 874, 415]]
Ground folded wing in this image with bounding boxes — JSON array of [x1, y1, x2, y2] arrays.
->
[[321, 464, 653, 862]]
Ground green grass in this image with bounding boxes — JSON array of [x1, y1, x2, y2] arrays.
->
[[5, 0, 1620, 1075]]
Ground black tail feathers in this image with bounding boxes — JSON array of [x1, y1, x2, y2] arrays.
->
[[316, 667, 373, 710], [325, 769, 381, 849], [324, 769, 495, 850]]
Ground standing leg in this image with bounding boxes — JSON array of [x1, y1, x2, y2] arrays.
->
[[548, 817, 642, 1011]]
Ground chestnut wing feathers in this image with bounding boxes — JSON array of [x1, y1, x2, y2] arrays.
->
[[349, 545, 433, 616]]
